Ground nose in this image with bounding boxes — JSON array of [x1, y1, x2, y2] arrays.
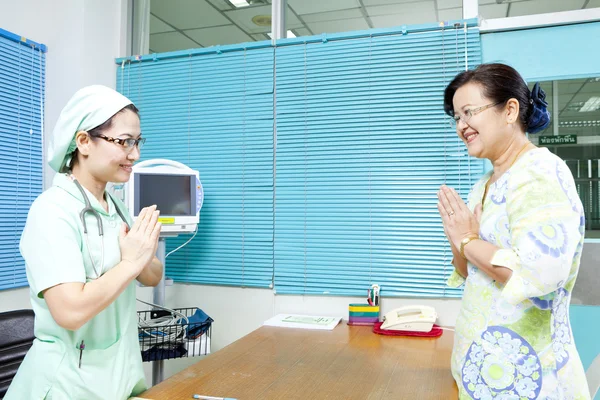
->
[[456, 117, 469, 132], [128, 145, 140, 161]]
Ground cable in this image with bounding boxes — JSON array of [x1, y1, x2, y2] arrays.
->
[[136, 298, 190, 345], [165, 225, 198, 259], [136, 226, 198, 345]]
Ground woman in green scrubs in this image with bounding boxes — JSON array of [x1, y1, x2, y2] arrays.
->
[[5, 85, 163, 400]]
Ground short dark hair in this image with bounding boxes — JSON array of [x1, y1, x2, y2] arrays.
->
[[443, 63, 534, 133]]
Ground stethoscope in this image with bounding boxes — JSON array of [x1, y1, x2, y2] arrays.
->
[[71, 176, 130, 279]]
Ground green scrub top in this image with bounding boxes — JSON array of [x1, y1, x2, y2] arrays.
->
[[5, 173, 146, 400]]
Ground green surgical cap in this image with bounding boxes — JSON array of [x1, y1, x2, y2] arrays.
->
[[48, 85, 133, 173]]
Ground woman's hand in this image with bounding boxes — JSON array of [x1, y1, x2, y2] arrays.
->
[[119, 205, 162, 273], [437, 185, 480, 250], [44, 206, 162, 331]]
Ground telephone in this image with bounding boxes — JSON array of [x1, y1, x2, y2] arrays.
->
[[380, 305, 437, 332]]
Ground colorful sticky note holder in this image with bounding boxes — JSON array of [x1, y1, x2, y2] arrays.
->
[[348, 303, 380, 326]]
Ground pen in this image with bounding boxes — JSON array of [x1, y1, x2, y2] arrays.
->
[[192, 395, 237, 400], [368, 284, 380, 307]]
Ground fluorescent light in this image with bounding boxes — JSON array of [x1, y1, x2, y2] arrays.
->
[[230, 0, 250, 7], [559, 120, 600, 127], [266, 30, 296, 39], [579, 97, 600, 112]]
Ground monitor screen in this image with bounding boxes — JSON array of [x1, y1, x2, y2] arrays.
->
[[134, 173, 196, 216]]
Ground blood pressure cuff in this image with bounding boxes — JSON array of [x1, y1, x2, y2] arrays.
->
[[179, 308, 214, 339]]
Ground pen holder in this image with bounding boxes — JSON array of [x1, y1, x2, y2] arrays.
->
[[348, 303, 380, 326]]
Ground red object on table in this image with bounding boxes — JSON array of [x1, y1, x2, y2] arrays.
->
[[372, 322, 443, 337]]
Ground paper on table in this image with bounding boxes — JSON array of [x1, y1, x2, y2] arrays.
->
[[263, 314, 341, 330]]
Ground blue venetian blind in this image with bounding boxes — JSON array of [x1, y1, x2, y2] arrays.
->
[[274, 23, 483, 296], [0, 28, 46, 290], [117, 45, 274, 288]]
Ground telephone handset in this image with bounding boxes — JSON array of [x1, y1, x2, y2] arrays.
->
[[380, 305, 437, 332]]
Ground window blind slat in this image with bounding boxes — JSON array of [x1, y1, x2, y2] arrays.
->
[[118, 48, 274, 288], [274, 25, 482, 297], [0, 31, 45, 291]]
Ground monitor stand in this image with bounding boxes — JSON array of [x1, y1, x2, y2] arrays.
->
[[151, 234, 177, 386], [152, 237, 166, 385], [138, 232, 187, 385]]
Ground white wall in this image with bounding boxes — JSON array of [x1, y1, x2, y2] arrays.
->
[[0, 0, 130, 189], [0, 287, 31, 313]]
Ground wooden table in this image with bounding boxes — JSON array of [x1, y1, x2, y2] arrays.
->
[[140, 324, 458, 400]]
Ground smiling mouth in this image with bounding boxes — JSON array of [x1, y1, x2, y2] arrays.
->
[[464, 132, 478, 143]]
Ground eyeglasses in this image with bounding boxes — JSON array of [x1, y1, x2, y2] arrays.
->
[[89, 132, 145, 152], [452, 101, 503, 126]]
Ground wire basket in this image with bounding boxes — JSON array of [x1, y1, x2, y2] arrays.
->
[[137, 307, 213, 362]]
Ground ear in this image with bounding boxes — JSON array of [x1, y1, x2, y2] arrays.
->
[[75, 130, 93, 156], [505, 98, 520, 125]]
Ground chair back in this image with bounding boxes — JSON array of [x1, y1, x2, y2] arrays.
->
[[0, 309, 35, 398]]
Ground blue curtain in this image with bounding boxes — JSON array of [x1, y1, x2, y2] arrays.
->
[[273, 24, 483, 296], [0, 28, 46, 291], [117, 46, 275, 288], [116, 21, 483, 297]]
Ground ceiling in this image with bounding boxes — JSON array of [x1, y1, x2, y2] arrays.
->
[[144, 0, 600, 139], [146, 0, 599, 53]]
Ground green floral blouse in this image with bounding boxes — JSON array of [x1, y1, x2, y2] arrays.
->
[[448, 148, 590, 400]]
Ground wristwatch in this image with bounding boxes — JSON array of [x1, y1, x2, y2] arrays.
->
[[460, 235, 480, 259]]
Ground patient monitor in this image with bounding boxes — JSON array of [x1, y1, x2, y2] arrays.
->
[[119, 159, 204, 234], [380, 305, 437, 332]]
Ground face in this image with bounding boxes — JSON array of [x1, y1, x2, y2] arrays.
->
[[80, 109, 142, 183], [452, 82, 514, 160]]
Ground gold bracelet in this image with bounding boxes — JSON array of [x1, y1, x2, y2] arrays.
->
[[460, 235, 480, 259]]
